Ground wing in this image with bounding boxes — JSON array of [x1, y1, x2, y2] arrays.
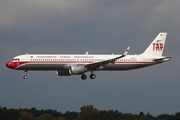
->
[[85, 46, 130, 70]]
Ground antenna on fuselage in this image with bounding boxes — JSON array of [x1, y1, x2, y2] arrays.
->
[[85, 51, 89, 55]]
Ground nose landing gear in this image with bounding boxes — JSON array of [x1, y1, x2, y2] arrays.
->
[[23, 70, 28, 79]]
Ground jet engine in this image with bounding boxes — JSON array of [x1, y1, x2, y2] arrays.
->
[[69, 65, 87, 74], [56, 65, 87, 76]]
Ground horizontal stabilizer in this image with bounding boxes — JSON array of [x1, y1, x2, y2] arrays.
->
[[153, 56, 172, 62]]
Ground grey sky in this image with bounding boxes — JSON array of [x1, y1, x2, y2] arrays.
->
[[1, 0, 180, 115]]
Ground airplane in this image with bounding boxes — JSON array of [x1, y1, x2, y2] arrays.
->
[[6, 32, 171, 80]]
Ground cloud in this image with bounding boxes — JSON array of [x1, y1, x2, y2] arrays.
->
[[1, 0, 180, 31], [141, 0, 180, 30], [0, 0, 92, 29]]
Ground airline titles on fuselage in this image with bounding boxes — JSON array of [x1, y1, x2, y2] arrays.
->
[[35, 56, 94, 59]]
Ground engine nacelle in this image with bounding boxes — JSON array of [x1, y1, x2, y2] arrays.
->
[[70, 65, 87, 75], [56, 65, 87, 76], [56, 70, 71, 76]]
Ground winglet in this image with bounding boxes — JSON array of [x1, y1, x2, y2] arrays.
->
[[117, 46, 130, 59], [123, 46, 130, 56]]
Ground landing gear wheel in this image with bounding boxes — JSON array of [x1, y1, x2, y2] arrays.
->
[[90, 74, 96, 79], [23, 75, 27, 79], [81, 74, 87, 80]]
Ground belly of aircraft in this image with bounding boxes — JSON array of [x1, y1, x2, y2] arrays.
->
[[15, 63, 155, 71], [100, 64, 155, 70]]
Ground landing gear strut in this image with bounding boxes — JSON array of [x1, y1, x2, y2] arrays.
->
[[23, 70, 28, 79]]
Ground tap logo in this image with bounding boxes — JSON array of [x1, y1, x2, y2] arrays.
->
[[156, 40, 162, 42], [153, 40, 163, 51]]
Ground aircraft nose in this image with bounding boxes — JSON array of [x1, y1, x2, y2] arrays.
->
[[6, 62, 14, 69]]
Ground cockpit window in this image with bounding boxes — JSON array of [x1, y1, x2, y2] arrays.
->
[[13, 58, 20, 61]]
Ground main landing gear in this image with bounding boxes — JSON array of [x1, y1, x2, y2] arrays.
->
[[81, 73, 96, 80], [23, 70, 28, 79]]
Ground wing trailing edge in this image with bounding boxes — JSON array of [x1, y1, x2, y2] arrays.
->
[[85, 46, 130, 70]]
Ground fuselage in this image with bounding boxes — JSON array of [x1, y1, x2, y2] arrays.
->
[[6, 54, 158, 71]]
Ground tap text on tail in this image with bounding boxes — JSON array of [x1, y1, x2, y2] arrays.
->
[[6, 33, 171, 80]]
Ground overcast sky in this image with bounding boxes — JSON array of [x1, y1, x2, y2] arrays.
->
[[1, 0, 180, 115]]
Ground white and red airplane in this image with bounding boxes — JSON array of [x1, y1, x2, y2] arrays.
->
[[6, 33, 171, 80]]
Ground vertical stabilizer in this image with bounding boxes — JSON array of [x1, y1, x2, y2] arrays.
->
[[142, 33, 167, 56]]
